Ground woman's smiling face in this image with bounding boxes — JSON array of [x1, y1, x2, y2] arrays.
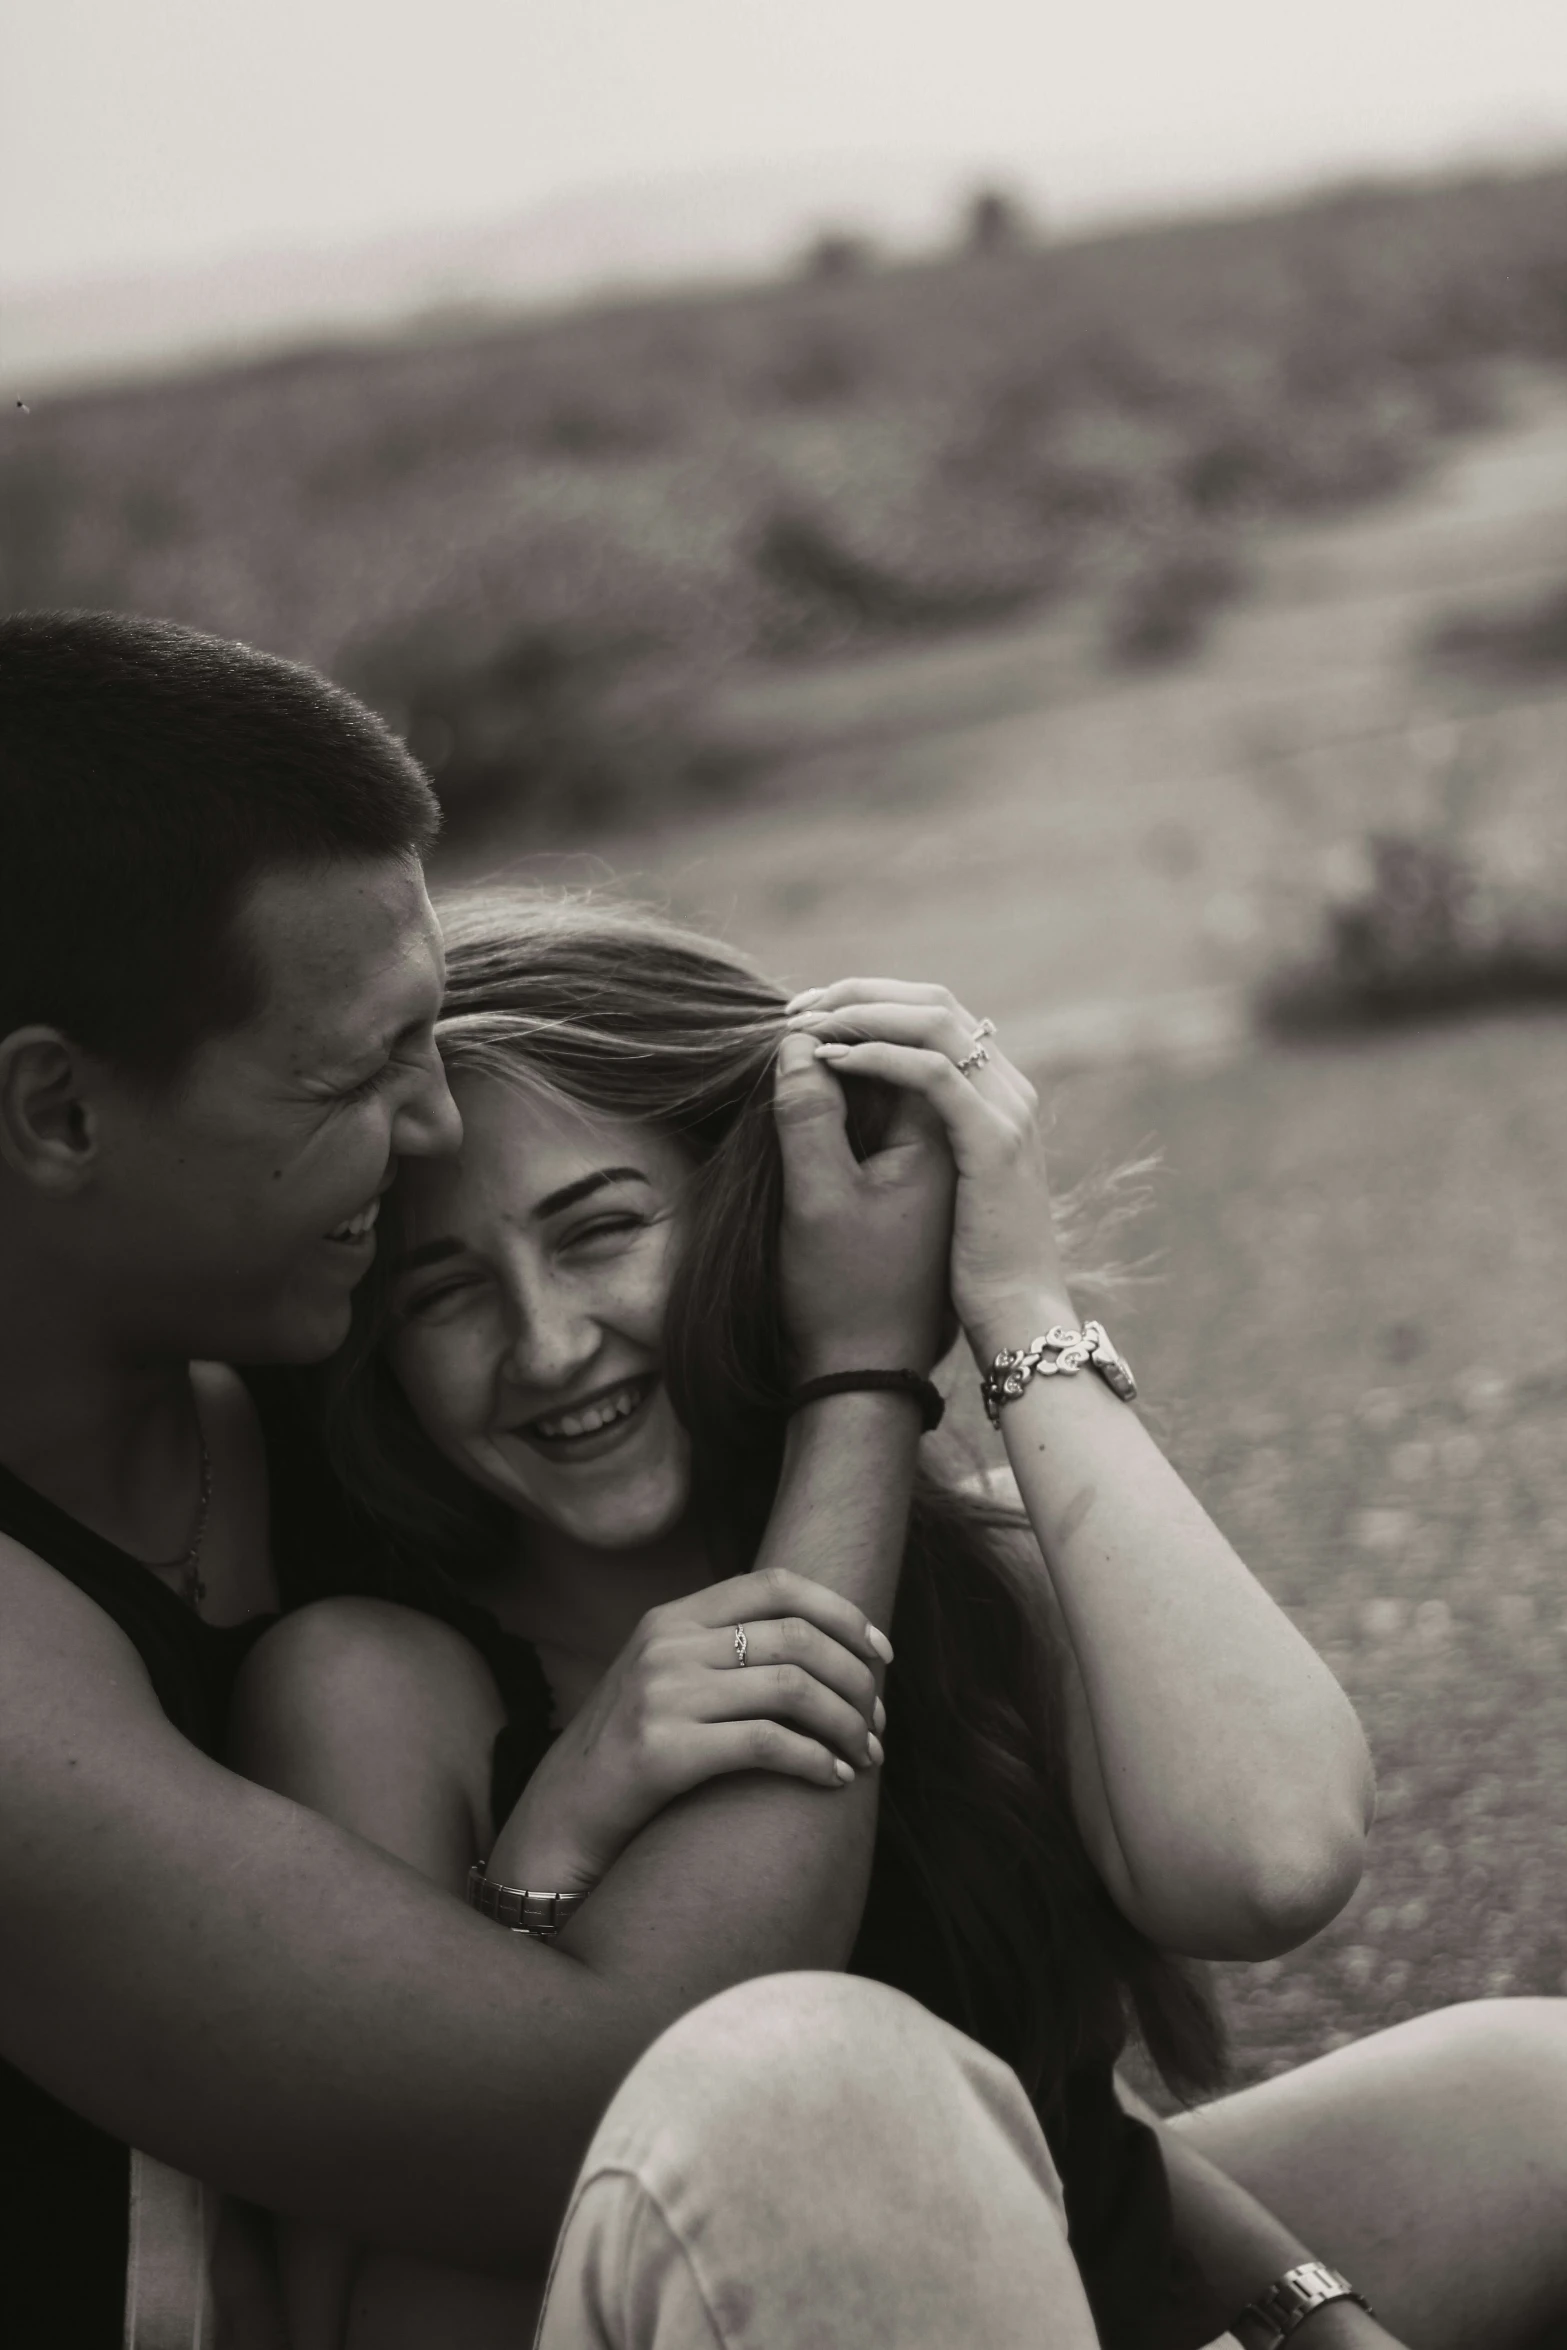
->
[[385, 1068, 694, 1552]]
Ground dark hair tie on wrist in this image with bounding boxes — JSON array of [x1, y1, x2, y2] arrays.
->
[[786, 1370, 946, 1433]]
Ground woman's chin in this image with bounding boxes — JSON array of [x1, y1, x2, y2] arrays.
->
[[505, 1468, 694, 1557]]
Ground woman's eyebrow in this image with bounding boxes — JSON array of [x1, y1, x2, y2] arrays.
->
[[532, 1167, 650, 1221], [389, 1170, 650, 1277]]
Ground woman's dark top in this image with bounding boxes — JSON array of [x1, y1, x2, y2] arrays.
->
[[0, 1458, 276, 2348]]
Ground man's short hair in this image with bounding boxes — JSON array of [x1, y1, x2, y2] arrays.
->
[[0, 612, 441, 1086]]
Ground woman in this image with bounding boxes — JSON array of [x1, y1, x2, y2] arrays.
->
[[234, 891, 1566, 2350]]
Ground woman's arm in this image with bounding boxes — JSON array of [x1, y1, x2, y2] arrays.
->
[[0, 1039, 948, 2273], [799, 981, 1374, 1960]]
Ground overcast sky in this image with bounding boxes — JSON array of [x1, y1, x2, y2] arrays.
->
[[5, 0, 1566, 298]]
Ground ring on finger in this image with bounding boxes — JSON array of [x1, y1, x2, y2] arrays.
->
[[955, 1018, 996, 1078], [732, 1623, 749, 1668]]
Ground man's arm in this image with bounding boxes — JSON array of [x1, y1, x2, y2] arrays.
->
[[0, 1414, 911, 2274], [0, 1044, 949, 2273]]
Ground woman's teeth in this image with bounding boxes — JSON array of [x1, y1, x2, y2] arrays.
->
[[531, 1380, 650, 1442], [328, 1200, 381, 1243]]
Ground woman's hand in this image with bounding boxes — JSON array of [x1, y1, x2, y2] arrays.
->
[[487, 1566, 892, 1895], [787, 980, 1069, 1359], [772, 1029, 955, 1380]]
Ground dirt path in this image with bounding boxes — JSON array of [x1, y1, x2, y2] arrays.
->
[[444, 369, 1567, 1055]]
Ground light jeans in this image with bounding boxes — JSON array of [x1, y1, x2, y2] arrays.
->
[[534, 1971, 1107, 2350]]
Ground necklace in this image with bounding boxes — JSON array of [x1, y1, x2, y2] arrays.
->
[[151, 1428, 212, 1613]]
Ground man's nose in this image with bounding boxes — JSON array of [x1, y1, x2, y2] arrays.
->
[[394, 1053, 463, 1161]]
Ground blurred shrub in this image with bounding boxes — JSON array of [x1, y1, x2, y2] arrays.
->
[[1427, 575, 1567, 678], [800, 231, 877, 283], [1261, 829, 1567, 1031], [8, 160, 1567, 836], [345, 614, 749, 838], [751, 502, 1038, 652], [1107, 533, 1248, 664], [961, 188, 1035, 258]]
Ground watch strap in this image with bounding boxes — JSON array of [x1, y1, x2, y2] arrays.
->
[[1231, 2262, 1371, 2350], [466, 1864, 589, 1939]]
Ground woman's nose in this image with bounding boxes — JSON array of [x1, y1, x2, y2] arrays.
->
[[500, 1275, 599, 1396]]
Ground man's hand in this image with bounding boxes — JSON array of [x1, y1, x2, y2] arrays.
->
[[772, 1032, 954, 1381]]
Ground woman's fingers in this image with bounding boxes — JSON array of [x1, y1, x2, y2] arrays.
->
[[787, 978, 967, 1017], [809, 1038, 1008, 1158], [792, 998, 1030, 1100], [690, 1720, 861, 1792], [706, 1618, 883, 1725], [695, 1566, 894, 1667], [702, 1660, 884, 1769]]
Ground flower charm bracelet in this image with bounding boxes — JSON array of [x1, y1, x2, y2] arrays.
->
[[981, 1321, 1138, 1427]]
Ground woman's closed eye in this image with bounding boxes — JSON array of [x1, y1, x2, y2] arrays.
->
[[395, 1267, 487, 1323], [556, 1211, 652, 1259]]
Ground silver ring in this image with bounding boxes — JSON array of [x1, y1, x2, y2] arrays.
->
[[955, 1017, 997, 1078], [733, 1623, 749, 1667]]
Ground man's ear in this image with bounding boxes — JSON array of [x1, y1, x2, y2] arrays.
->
[[0, 1027, 103, 1193]]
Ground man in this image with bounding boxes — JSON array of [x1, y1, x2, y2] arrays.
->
[[0, 612, 949, 2342]]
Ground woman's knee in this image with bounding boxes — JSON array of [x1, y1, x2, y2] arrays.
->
[[595, 1972, 1065, 2219]]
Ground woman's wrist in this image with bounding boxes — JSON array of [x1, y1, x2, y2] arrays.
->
[[488, 1783, 611, 1896], [790, 1338, 941, 1385], [963, 1286, 1078, 1369]]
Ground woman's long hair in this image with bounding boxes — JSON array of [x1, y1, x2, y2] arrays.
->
[[322, 886, 1223, 2107]]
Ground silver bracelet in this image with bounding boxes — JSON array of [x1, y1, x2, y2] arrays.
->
[[980, 1321, 1137, 1427], [1231, 2262, 1372, 2350], [466, 1863, 591, 1940]]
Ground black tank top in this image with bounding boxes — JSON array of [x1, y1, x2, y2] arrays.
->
[[0, 1458, 276, 2348]]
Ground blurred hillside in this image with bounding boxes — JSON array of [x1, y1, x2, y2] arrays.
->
[[3, 161, 1566, 832]]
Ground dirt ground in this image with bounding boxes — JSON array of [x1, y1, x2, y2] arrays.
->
[[1050, 1015, 1567, 2085]]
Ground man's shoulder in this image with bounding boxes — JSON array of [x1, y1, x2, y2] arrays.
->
[[0, 1528, 162, 1723]]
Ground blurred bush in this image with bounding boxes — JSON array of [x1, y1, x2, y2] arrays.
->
[[1261, 828, 1567, 1030], [344, 616, 748, 831], [1106, 533, 1248, 664], [1426, 573, 1567, 679], [4, 161, 1566, 835]]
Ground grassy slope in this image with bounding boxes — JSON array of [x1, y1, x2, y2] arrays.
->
[[3, 163, 1566, 828], [1044, 1015, 1567, 2083]]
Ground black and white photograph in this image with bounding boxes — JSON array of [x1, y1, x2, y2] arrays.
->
[[4, 4, 1567, 2345]]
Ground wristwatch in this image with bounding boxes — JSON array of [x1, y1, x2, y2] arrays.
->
[[1231, 2262, 1372, 2349], [466, 1864, 590, 1939]]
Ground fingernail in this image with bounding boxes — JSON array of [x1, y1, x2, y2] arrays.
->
[[813, 1041, 850, 1060], [786, 987, 824, 1012], [784, 1010, 823, 1029], [872, 1696, 886, 1735], [775, 1032, 815, 1071], [867, 1732, 885, 1768], [833, 1757, 856, 1784], [866, 1625, 894, 1664]]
